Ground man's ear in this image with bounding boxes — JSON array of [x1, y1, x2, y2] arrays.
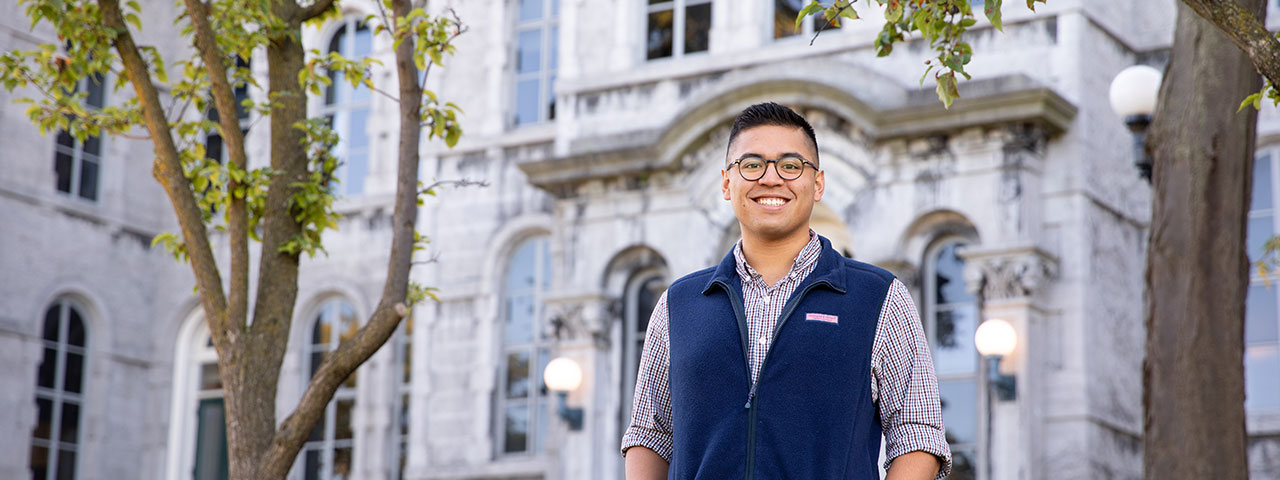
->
[[813, 170, 825, 202], [722, 169, 731, 200]]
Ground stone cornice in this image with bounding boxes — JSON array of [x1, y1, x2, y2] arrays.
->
[[959, 245, 1060, 302]]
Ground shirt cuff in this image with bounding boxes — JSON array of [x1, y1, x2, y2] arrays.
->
[[620, 426, 674, 463], [884, 423, 952, 478]]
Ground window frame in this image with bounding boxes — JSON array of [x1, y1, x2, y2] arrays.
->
[[494, 236, 554, 459], [30, 298, 90, 480], [511, 0, 559, 127], [922, 237, 983, 479], [1246, 147, 1280, 417], [642, 0, 714, 62], [53, 73, 107, 202]]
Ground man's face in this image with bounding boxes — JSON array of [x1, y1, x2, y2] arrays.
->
[[722, 125, 825, 242]]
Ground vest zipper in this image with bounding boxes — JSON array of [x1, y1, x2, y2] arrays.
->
[[742, 280, 832, 480]]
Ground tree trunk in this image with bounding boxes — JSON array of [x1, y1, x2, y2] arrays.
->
[[1144, 1, 1260, 477]]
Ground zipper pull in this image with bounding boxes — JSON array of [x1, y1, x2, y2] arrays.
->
[[744, 389, 755, 409]]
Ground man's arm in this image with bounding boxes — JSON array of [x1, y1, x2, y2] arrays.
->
[[621, 291, 675, 477], [874, 279, 951, 479], [885, 451, 941, 480], [624, 446, 669, 480]]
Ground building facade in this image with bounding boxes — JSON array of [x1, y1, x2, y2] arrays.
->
[[2, 0, 1279, 479]]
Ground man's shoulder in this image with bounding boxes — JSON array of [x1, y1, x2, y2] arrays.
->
[[668, 265, 718, 292], [831, 254, 897, 288]]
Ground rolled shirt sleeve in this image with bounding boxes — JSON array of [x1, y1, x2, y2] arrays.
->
[[874, 278, 953, 478], [620, 291, 675, 462]]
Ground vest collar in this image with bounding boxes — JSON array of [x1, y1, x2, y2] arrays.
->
[[702, 234, 847, 295]]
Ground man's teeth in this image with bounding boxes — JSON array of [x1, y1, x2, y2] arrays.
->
[[757, 197, 786, 207]]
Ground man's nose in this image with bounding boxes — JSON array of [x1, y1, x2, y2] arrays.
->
[[757, 162, 785, 185]]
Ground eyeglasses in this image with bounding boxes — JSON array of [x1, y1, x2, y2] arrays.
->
[[727, 156, 819, 181]]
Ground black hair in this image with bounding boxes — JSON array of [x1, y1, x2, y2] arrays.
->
[[725, 102, 819, 165]]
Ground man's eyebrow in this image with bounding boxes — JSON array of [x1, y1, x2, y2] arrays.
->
[[732, 152, 808, 163]]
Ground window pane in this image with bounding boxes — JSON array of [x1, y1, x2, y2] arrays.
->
[[194, 398, 228, 480], [78, 158, 98, 201], [549, 26, 559, 70], [348, 109, 369, 149], [353, 25, 372, 56], [638, 278, 662, 335], [59, 402, 79, 444], [63, 352, 83, 394], [343, 152, 367, 196], [547, 74, 557, 121], [506, 295, 535, 345], [55, 151, 74, 194], [774, 0, 803, 38], [507, 240, 540, 292], [67, 310, 84, 348], [514, 78, 541, 126], [533, 398, 548, 453], [518, 0, 542, 22], [85, 74, 105, 109], [932, 306, 978, 375], [684, 3, 711, 54], [333, 447, 352, 478], [506, 351, 530, 398], [206, 133, 225, 163], [1245, 344, 1280, 410], [304, 449, 320, 480], [646, 10, 674, 60], [200, 362, 222, 391], [938, 379, 977, 444], [517, 29, 542, 75], [335, 399, 354, 440], [56, 448, 75, 480], [57, 129, 74, 148], [537, 347, 551, 396], [1247, 284, 1280, 344], [503, 404, 529, 453], [1248, 215, 1274, 262], [540, 237, 552, 288], [38, 348, 58, 389], [1254, 154, 1273, 211], [935, 243, 972, 305], [29, 445, 48, 480], [550, 0, 558, 16], [34, 397, 53, 440], [44, 306, 61, 341], [309, 352, 324, 379], [83, 134, 100, 156]]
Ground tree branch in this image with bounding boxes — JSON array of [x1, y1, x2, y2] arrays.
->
[[296, 0, 334, 22], [1180, 0, 1280, 89], [180, 0, 251, 336], [98, 0, 229, 331]]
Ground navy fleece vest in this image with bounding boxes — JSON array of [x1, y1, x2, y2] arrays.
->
[[665, 236, 893, 480]]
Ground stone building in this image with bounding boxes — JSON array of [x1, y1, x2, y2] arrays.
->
[[1, 0, 1278, 479]]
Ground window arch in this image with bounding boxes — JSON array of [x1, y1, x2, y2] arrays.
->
[[30, 299, 89, 480], [496, 235, 553, 456], [322, 18, 373, 197], [166, 312, 228, 480], [303, 298, 360, 479], [923, 239, 979, 479]]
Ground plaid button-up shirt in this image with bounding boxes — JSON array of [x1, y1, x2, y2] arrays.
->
[[621, 231, 952, 477]]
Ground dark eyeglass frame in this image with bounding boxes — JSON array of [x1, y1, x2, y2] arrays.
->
[[727, 155, 820, 181]]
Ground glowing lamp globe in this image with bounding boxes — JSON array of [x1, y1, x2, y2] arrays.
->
[[974, 318, 1018, 357], [1108, 65, 1162, 118], [543, 357, 583, 392]]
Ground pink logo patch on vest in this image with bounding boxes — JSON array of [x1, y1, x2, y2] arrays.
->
[[805, 312, 839, 324]]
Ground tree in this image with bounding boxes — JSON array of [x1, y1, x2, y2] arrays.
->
[[0, 0, 464, 478], [798, 0, 1280, 478]]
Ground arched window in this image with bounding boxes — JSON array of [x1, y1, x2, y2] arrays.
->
[[496, 236, 552, 456], [619, 270, 666, 434], [30, 299, 89, 480], [165, 313, 228, 480], [322, 19, 372, 197], [303, 299, 359, 479], [1246, 149, 1280, 412], [923, 240, 979, 479]]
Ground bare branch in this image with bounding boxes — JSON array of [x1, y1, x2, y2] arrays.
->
[[97, 0, 229, 332], [419, 178, 489, 195]]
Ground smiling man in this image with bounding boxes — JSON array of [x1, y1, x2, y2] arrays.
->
[[621, 102, 951, 479]]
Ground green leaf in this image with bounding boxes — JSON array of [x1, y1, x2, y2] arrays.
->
[[986, 0, 1004, 31], [886, 1, 904, 23], [796, 1, 822, 30], [935, 71, 958, 109], [1240, 91, 1264, 112]]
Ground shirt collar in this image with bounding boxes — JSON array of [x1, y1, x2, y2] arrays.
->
[[732, 229, 822, 284]]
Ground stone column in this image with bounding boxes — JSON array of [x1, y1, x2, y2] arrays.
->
[[961, 246, 1057, 480], [542, 294, 620, 480]]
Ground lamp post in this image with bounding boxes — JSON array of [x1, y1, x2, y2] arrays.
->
[[974, 318, 1018, 401], [1109, 65, 1163, 183], [543, 356, 584, 430]]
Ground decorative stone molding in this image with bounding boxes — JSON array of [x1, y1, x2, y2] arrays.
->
[[543, 295, 618, 350], [959, 246, 1059, 302]]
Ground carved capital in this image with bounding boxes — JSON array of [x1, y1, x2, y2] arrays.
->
[[959, 246, 1058, 301], [543, 295, 616, 349]]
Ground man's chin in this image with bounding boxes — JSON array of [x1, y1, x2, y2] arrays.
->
[[742, 222, 809, 242]]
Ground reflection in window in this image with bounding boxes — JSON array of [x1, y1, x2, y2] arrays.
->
[[772, 0, 840, 40], [1246, 151, 1280, 412], [646, 0, 712, 60], [513, 0, 558, 126], [54, 73, 106, 201], [497, 237, 553, 455], [322, 19, 373, 196], [620, 272, 665, 436], [925, 240, 978, 480], [30, 300, 88, 480], [304, 299, 359, 480]]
